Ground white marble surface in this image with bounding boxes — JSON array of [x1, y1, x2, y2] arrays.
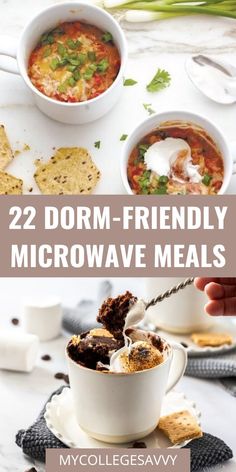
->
[[0, 277, 236, 471], [0, 1, 236, 193], [0, 2, 236, 471]]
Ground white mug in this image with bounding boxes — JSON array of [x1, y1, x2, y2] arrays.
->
[[66, 335, 187, 443], [146, 278, 213, 334], [0, 2, 127, 124], [120, 110, 236, 195]]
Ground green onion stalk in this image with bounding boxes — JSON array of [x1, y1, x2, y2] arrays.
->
[[103, 0, 236, 21]]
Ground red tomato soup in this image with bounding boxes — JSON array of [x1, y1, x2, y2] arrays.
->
[[28, 22, 120, 103], [127, 121, 224, 195]]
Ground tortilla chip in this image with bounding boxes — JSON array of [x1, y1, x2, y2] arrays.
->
[[34, 147, 101, 195], [0, 171, 23, 195], [0, 125, 13, 170], [158, 410, 202, 444], [191, 332, 233, 347]]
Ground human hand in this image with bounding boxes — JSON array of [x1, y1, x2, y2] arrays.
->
[[194, 278, 236, 316]]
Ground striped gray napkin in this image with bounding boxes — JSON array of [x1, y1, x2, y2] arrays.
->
[[185, 348, 236, 396]]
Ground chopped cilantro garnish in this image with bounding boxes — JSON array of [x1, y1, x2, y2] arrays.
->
[[120, 134, 128, 141], [59, 58, 68, 67], [94, 141, 101, 149], [67, 38, 77, 50], [97, 58, 109, 73], [124, 78, 137, 86], [143, 103, 155, 115], [67, 64, 77, 72], [153, 187, 167, 195], [50, 58, 60, 71], [58, 82, 67, 93], [73, 69, 81, 81], [52, 26, 64, 35], [83, 64, 97, 80], [68, 76, 76, 87], [159, 175, 169, 185], [43, 47, 52, 58], [67, 57, 80, 66], [88, 51, 96, 62], [57, 43, 67, 57], [102, 32, 113, 43], [40, 32, 54, 46], [78, 53, 87, 65], [139, 170, 151, 193], [138, 144, 149, 160], [146, 68, 171, 93]]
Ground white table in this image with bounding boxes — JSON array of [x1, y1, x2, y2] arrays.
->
[[0, 1, 236, 193], [0, 277, 235, 471]]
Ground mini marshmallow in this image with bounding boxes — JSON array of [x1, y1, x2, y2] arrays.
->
[[0, 331, 39, 372], [23, 296, 62, 341]]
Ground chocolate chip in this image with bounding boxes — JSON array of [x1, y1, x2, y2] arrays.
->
[[54, 372, 69, 384], [25, 468, 37, 472], [54, 372, 64, 380], [41, 354, 51, 361], [11, 318, 19, 326], [129, 441, 147, 448], [63, 374, 70, 385], [180, 342, 189, 348]]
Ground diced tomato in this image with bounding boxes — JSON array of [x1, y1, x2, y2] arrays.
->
[[94, 74, 102, 86], [213, 180, 222, 192], [67, 96, 78, 103]]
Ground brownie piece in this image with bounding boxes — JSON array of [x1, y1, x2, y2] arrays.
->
[[67, 330, 122, 370], [97, 291, 137, 340], [96, 361, 109, 372]]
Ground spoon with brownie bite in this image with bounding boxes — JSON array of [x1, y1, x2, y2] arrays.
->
[[97, 278, 194, 372]]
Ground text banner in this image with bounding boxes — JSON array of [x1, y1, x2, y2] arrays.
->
[[46, 448, 190, 472], [0, 195, 235, 276]]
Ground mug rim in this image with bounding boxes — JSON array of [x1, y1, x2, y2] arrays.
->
[[120, 109, 231, 195], [65, 333, 173, 377], [17, 1, 127, 108]]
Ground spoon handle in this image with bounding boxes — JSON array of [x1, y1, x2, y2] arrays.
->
[[145, 277, 194, 310]]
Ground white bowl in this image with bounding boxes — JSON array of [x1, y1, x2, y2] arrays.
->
[[120, 110, 235, 195], [0, 2, 127, 124]]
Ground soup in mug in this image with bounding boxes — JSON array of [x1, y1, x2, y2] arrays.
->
[[28, 21, 120, 103], [127, 121, 224, 195]]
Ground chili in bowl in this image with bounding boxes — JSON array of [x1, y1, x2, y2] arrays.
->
[[121, 111, 233, 196], [28, 21, 120, 104], [0, 2, 127, 124]]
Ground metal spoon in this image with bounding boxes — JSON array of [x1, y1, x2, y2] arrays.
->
[[193, 55, 236, 78], [185, 55, 236, 104], [145, 277, 194, 310]]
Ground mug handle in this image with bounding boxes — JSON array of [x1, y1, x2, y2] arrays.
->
[[166, 342, 187, 393], [0, 36, 19, 74], [230, 141, 236, 175]]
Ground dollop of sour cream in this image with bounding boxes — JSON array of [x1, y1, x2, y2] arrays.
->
[[144, 137, 202, 183], [109, 299, 146, 373]]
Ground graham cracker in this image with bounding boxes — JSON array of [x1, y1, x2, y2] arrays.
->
[[158, 409, 202, 444], [191, 332, 233, 347]]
